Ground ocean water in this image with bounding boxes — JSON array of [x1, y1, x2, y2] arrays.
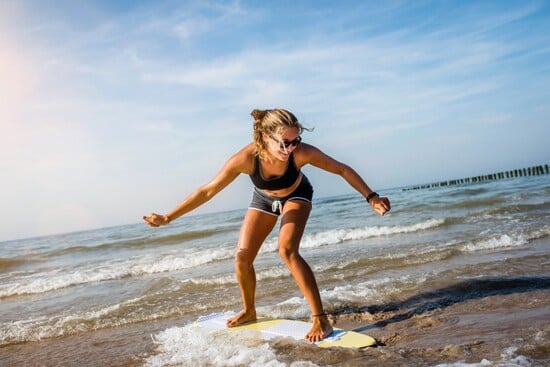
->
[[0, 175, 548, 366]]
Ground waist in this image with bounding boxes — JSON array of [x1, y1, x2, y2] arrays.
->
[[257, 173, 305, 198]]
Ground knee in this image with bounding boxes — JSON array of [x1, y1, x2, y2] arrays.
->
[[278, 245, 299, 264], [235, 248, 254, 269]]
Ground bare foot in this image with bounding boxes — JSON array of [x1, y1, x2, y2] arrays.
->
[[226, 309, 257, 328], [305, 314, 333, 343]]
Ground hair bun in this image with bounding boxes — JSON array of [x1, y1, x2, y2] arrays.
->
[[251, 109, 268, 121]]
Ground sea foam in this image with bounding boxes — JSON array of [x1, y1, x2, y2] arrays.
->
[[261, 218, 446, 252], [0, 247, 234, 297], [0, 302, 126, 345], [432, 347, 533, 367], [461, 234, 528, 253], [144, 324, 320, 367]]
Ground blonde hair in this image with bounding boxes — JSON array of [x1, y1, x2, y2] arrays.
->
[[251, 108, 311, 160]]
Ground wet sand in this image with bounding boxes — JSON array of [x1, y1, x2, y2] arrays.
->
[[323, 287, 549, 366], [2, 279, 547, 366]]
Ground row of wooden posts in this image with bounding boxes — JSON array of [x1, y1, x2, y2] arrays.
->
[[403, 164, 549, 191]]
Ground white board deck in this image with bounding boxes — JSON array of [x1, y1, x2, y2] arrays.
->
[[195, 312, 377, 349]]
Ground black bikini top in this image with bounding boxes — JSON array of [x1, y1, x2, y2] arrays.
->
[[249, 153, 301, 190]]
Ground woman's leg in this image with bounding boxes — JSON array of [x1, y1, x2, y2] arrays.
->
[[226, 209, 278, 327], [278, 200, 333, 342]]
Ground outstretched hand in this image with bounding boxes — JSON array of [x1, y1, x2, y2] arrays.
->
[[143, 213, 170, 227], [370, 196, 391, 216]]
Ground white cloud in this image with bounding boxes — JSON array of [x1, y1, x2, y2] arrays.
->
[[143, 58, 248, 87], [138, 120, 177, 133], [477, 114, 512, 126]]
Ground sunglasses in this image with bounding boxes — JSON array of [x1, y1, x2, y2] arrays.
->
[[270, 135, 302, 150]]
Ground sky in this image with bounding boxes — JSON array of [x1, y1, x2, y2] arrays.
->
[[1, 0, 549, 241]]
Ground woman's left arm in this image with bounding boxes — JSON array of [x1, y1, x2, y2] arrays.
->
[[298, 144, 391, 216]]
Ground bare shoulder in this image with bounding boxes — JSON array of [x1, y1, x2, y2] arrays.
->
[[293, 143, 325, 167], [294, 143, 345, 174], [226, 143, 256, 175]]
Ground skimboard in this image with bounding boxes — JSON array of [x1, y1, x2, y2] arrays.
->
[[195, 311, 377, 348]]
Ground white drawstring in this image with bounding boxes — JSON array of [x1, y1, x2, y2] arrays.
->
[[272, 200, 282, 213]]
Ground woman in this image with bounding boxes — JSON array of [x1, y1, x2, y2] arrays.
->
[[143, 109, 391, 342]]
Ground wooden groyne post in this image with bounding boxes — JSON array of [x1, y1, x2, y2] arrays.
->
[[403, 164, 549, 191]]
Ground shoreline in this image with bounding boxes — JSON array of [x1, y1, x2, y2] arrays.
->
[[2, 279, 547, 367]]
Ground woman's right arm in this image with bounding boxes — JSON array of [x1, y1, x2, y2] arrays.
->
[[143, 145, 253, 227]]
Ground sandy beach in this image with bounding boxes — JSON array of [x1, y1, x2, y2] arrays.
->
[[327, 278, 549, 366]]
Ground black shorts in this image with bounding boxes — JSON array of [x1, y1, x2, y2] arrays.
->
[[248, 175, 313, 216]]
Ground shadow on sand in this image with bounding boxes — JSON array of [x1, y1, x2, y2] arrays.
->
[[344, 276, 550, 334]]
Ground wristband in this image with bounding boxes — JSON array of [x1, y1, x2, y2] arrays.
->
[[366, 192, 379, 203]]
